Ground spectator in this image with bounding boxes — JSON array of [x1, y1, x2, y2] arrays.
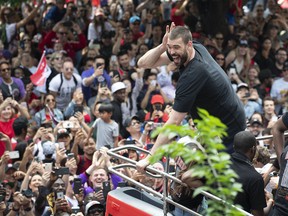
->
[[110, 82, 126, 137], [270, 60, 288, 114], [268, 47, 287, 78], [44, 0, 66, 24], [88, 103, 119, 150], [144, 94, 169, 123], [49, 59, 82, 111], [38, 21, 87, 61], [0, 61, 26, 102], [81, 55, 111, 104], [230, 131, 267, 215], [34, 93, 64, 127], [236, 83, 262, 120]]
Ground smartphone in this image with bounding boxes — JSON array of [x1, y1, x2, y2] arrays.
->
[[55, 191, 64, 200], [67, 153, 74, 160], [54, 167, 70, 176], [94, 187, 102, 193], [58, 142, 65, 149], [63, 121, 74, 128], [44, 163, 53, 172], [96, 63, 104, 68], [146, 144, 153, 151], [8, 151, 20, 159], [229, 67, 237, 75], [111, 55, 117, 62], [74, 105, 83, 114], [124, 140, 136, 145], [73, 178, 82, 194], [150, 80, 157, 86], [244, 92, 251, 98], [102, 181, 111, 199], [0, 195, 4, 202], [71, 206, 80, 214]]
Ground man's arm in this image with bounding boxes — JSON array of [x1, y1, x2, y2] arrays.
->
[[137, 23, 176, 69], [251, 209, 264, 216], [272, 115, 287, 162], [136, 109, 187, 172]]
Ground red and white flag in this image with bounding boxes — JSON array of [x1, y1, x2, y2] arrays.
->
[[30, 52, 51, 86]]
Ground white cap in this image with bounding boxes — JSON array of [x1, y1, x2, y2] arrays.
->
[[85, 201, 102, 214], [111, 82, 126, 94]]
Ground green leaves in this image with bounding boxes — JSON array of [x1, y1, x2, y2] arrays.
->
[[149, 108, 244, 216]]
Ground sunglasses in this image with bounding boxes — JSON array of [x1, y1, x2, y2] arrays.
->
[[131, 121, 140, 126], [58, 32, 68, 35], [46, 99, 55, 102], [216, 37, 223, 40], [133, 22, 140, 25], [1, 68, 10, 72]]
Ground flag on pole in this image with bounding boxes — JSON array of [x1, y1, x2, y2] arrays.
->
[[30, 51, 51, 86]]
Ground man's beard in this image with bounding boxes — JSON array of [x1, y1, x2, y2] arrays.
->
[[172, 50, 189, 67]]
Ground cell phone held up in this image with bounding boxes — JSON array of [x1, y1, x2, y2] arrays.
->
[[73, 178, 82, 194], [124, 140, 136, 145]]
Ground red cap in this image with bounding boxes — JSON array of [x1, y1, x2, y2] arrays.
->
[[151, 94, 164, 105]]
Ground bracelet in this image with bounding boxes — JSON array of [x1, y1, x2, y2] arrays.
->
[[12, 205, 20, 212], [24, 206, 32, 212]]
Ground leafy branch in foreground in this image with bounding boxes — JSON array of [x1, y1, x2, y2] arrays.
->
[[150, 109, 244, 216]]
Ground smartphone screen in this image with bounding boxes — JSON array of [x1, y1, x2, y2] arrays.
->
[[73, 178, 82, 194], [8, 151, 20, 159]]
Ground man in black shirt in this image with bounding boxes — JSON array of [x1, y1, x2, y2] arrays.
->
[[272, 112, 288, 216], [230, 131, 266, 215], [136, 23, 246, 172]]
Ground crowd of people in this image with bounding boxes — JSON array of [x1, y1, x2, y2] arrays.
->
[[0, 0, 287, 215]]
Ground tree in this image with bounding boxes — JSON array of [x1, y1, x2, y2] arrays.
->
[[150, 108, 245, 215]]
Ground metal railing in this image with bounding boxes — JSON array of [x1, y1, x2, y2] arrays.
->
[[107, 145, 253, 216]]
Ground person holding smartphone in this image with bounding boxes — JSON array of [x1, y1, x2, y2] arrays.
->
[[81, 55, 111, 104]]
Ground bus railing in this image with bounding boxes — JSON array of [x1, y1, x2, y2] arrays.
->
[[107, 145, 253, 216]]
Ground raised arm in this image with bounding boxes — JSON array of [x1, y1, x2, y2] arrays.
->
[[272, 114, 288, 162], [137, 23, 176, 69]]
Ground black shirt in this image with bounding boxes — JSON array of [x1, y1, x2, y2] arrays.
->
[[173, 41, 246, 152], [274, 112, 288, 215], [230, 152, 266, 212]]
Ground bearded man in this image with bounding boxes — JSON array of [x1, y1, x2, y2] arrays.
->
[[136, 23, 246, 173]]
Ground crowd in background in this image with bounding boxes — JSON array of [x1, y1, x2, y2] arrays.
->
[[0, 0, 286, 215]]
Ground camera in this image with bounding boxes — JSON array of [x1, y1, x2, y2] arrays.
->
[[22, 189, 33, 198], [124, 140, 136, 145], [155, 104, 162, 111], [63, 121, 74, 128]]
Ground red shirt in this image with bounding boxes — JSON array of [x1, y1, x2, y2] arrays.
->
[[0, 118, 16, 156], [76, 155, 92, 175], [171, 8, 184, 26]]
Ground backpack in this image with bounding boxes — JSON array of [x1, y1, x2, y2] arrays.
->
[[57, 73, 78, 92]]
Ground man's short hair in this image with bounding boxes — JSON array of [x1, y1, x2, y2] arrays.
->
[[169, 26, 192, 44], [233, 131, 256, 153], [13, 117, 28, 136]]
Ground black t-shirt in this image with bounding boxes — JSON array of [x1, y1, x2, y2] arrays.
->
[[172, 41, 246, 152], [230, 152, 266, 212], [273, 112, 288, 214]]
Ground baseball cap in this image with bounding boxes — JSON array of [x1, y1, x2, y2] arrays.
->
[[57, 128, 70, 139], [236, 83, 249, 92], [85, 201, 104, 215], [151, 94, 164, 105], [95, 8, 104, 16], [123, 116, 140, 128], [5, 163, 18, 173], [42, 141, 56, 156], [250, 118, 263, 126], [239, 40, 248, 47], [129, 16, 141, 24], [111, 82, 126, 94]]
